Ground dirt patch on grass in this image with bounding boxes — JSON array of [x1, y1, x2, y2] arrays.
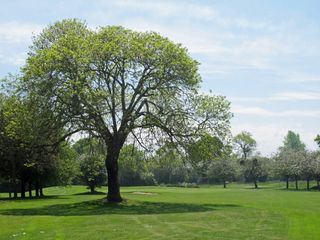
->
[[131, 192, 158, 196]]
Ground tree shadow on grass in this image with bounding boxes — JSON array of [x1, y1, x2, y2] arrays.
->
[[0, 198, 240, 216], [74, 191, 106, 195], [0, 195, 67, 201]]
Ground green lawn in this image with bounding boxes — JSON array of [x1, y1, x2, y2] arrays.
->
[[0, 183, 319, 239]]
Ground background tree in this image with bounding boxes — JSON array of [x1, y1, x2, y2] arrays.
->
[[187, 134, 225, 183], [73, 138, 106, 193], [151, 143, 188, 184], [118, 144, 155, 186], [274, 150, 295, 189], [313, 152, 320, 190], [315, 135, 320, 148], [22, 19, 232, 202], [301, 151, 317, 191], [281, 130, 306, 152], [233, 131, 256, 160], [55, 143, 79, 186], [278, 131, 306, 190], [243, 157, 268, 189], [208, 157, 236, 188]]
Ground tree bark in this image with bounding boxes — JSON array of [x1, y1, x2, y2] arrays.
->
[[295, 176, 298, 190], [21, 180, 26, 198], [35, 180, 39, 197], [104, 132, 128, 202], [223, 180, 226, 188], [317, 178, 320, 191], [13, 181, 18, 198], [306, 178, 310, 191], [28, 181, 32, 198], [40, 186, 44, 197], [105, 145, 122, 202], [254, 179, 258, 189], [106, 158, 122, 202], [286, 176, 289, 189], [89, 183, 95, 193]]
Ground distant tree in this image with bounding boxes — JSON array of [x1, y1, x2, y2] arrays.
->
[[73, 138, 106, 193], [277, 131, 306, 190], [290, 151, 304, 190], [281, 130, 306, 152], [118, 144, 155, 186], [151, 143, 188, 184], [274, 150, 295, 189], [233, 131, 256, 160], [301, 151, 317, 191], [55, 143, 79, 186], [315, 135, 320, 148], [242, 157, 268, 189], [209, 157, 236, 188], [187, 134, 225, 183], [314, 152, 320, 190]]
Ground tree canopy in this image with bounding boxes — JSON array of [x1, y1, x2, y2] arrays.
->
[[21, 19, 232, 202], [233, 131, 256, 160]]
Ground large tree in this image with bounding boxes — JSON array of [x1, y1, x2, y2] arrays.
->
[[22, 19, 232, 202]]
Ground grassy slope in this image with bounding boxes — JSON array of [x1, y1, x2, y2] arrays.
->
[[0, 183, 319, 240]]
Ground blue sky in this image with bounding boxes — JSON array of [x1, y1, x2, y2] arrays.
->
[[1, 0, 319, 155]]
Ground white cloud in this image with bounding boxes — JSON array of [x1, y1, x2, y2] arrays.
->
[[231, 91, 320, 103], [272, 92, 320, 101], [0, 22, 43, 43], [232, 104, 320, 117]]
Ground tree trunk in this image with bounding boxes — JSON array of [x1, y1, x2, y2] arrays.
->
[[13, 181, 18, 198], [317, 178, 320, 191], [9, 192, 12, 198], [40, 186, 44, 197], [35, 180, 39, 197], [106, 146, 122, 202], [89, 183, 95, 193], [28, 181, 32, 198], [286, 176, 289, 189], [223, 180, 226, 188], [306, 178, 310, 191], [295, 176, 298, 190], [21, 180, 26, 198], [254, 179, 258, 189]]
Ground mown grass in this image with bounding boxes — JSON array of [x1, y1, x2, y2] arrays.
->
[[0, 182, 319, 239]]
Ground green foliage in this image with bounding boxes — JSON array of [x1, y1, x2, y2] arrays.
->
[[73, 138, 106, 192], [242, 157, 269, 188], [208, 157, 236, 186], [187, 133, 226, 182], [315, 135, 320, 148], [233, 131, 256, 159], [21, 19, 232, 201], [281, 130, 306, 152], [151, 143, 188, 184], [55, 143, 79, 186], [118, 144, 155, 186]]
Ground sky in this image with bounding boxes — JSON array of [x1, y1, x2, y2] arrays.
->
[[0, 0, 319, 155]]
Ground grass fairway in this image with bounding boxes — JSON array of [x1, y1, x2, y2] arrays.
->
[[0, 183, 319, 240]]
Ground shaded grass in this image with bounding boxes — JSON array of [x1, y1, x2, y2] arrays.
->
[[0, 199, 239, 216]]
